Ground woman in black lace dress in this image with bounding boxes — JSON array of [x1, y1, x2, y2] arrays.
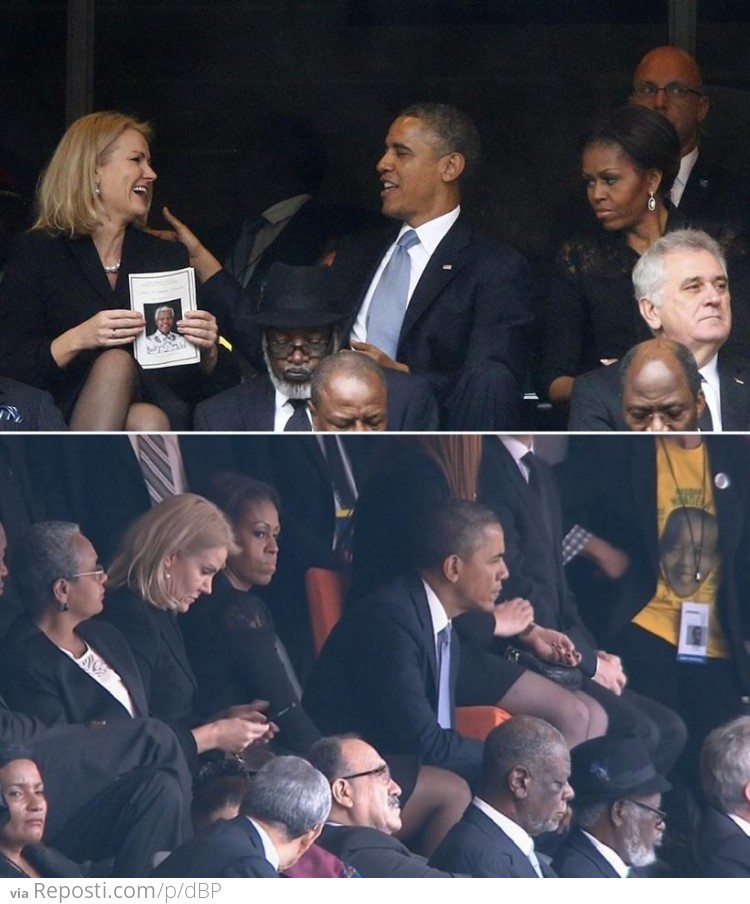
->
[[540, 105, 681, 407]]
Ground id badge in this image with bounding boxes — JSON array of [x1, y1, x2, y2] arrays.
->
[[677, 601, 709, 663]]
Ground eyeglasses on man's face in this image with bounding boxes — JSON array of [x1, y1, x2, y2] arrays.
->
[[623, 798, 667, 825], [632, 82, 704, 101], [340, 763, 391, 783]]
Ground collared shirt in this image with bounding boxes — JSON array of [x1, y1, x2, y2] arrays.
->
[[237, 193, 313, 287], [699, 353, 722, 431], [274, 390, 313, 432], [350, 206, 461, 344], [580, 829, 630, 878], [499, 435, 534, 482], [472, 797, 539, 867], [671, 147, 700, 208], [128, 435, 188, 497], [728, 812, 750, 838], [422, 578, 450, 660], [247, 817, 280, 870]]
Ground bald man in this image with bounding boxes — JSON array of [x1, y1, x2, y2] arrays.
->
[[630, 46, 743, 224], [621, 338, 705, 432], [308, 351, 388, 432]]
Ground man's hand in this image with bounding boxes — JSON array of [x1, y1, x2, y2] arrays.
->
[[493, 597, 534, 637], [592, 650, 627, 695], [350, 340, 410, 373], [582, 534, 630, 579], [519, 624, 581, 666]]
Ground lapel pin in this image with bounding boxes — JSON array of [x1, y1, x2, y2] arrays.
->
[[442, 264, 453, 270], [714, 472, 730, 490], [734, 377, 744, 384]]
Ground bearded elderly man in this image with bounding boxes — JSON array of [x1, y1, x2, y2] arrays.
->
[[429, 717, 572, 877], [193, 262, 437, 431], [308, 736, 457, 877], [553, 736, 670, 878], [569, 229, 750, 431]]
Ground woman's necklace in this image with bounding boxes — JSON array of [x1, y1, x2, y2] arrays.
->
[[102, 261, 121, 274]]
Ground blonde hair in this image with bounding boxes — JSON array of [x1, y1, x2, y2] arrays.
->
[[413, 436, 482, 501], [107, 494, 238, 613], [34, 110, 153, 237]]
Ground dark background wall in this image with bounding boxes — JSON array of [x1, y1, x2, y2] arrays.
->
[[2, 1, 749, 260]]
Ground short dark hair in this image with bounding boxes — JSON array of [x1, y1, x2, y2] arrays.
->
[[585, 104, 681, 194], [307, 735, 353, 783], [207, 472, 281, 525], [192, 758, 252, 833], [310, 350, 387, 409], [0, 744, 36, 771], [479, 716, 567, 798], [620, 339, 702, 399], [399, 102, 481, 175], [415, 498, 501, 570]]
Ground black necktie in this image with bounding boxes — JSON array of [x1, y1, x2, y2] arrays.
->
[[522, 450, 553, 540], [323, 436, 356, 551], [284, 399, 311, 432]]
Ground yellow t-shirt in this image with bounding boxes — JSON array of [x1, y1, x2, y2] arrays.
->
[[632, 440, 729, 658]]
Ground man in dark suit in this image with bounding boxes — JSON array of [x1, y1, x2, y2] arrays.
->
[[569, 229, 750, 431], [153, 755, 330, 878], [0, 376, 66, 431], [308, 735, 456, 877], [303, 500, 505, 783], [630, 46, 747, 228], [429, 717, 570, 877], [194, 262, 439, 431], [329, 102, 533, 429], [696, 716, 750, 876], [477, 435, 687, 776], [553, 735, 670, 878]]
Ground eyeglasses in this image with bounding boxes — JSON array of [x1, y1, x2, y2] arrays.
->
[[623, 799, 667, 825], [267, 337, 330, 358], [340, 763, 391, 783], [632, 82, 704, 101], [71, 568, 106, 582]]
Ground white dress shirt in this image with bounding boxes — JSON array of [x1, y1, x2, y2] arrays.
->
[[699, 353, 722, 431], [273, 390, 313, 432], [247, 817, 280, 870], [670, 148, 699, 208], [580, 829, 630, 878], [472, 797, 542, 875]]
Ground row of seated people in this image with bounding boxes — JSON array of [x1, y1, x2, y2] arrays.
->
[[1, 47, 749, 433], [1, 433, 750, 875]]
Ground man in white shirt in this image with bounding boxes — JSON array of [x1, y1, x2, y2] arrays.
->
[[697, 716, 750, 877], [331, 102, 533, 429], [570, 229, 750, 431], [429, 716, 572, 877], [553, 735, 670, 878]]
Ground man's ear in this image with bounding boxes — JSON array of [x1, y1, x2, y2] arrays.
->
[[330, 777, 354, 809], [439, 152, 465, 184], [443, 552, 462, 585], [508, 765, 530, 799], [638, 296, 663, 333], [695, 389, 707, 421], [610, 799, 627, 827]]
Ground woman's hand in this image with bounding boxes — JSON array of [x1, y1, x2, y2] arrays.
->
[[192, 715, 277, 756], [519, 624, 581, 666], [51, 309, 145, 368], [492, 597, 534, 637], [160, 207, 222, 283], [178, 309, 219, 374]]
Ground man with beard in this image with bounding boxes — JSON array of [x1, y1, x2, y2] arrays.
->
[[553, 736, 669, 878], [193, 262, 437, 431], [428, 716, 572, 877]]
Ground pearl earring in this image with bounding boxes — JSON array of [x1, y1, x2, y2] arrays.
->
[[95, 184, 101, 196], [647, 190, 656, 212]]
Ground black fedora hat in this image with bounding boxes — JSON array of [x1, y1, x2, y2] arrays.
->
[[249, 263, 346, 329], [570, 736, 671, 803]]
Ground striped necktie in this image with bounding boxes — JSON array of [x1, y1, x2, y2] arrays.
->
[[137, 435, 177, 505]]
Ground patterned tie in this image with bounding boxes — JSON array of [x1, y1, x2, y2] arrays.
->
[[284, 398, 312, 432], [436, 623, 453, 729], [137, 435, 177, 505], [366, 229, 420, 358]]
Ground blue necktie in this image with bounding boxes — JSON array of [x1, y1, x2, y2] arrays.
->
[[437, 623, 453, 729], [366, 229, 420, 358]]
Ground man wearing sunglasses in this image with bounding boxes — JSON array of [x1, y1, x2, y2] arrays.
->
[[553, 735, 669, 878]]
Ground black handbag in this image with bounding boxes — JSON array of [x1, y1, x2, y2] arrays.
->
[[505, 645, 583, 690]]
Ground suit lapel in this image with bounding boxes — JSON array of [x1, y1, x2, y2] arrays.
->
[[399, 219, 469, 341], [78, 622, 149, 717], [65, 237, 118, 309], [568, 827, 619, 878], [468, 805, 538, 877], [409, 574, 440, 693], [154, 610, 197, 696], [717, 355, 748, 430]]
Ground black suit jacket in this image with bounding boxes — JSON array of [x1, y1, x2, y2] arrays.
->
[[695, 807, 750, 877], [679, 149, 749, 230], [0, 376, 67, 431], [318, 824, 453, 878], [429, 803, 553, 877], [0, 616, 148, 726], [0, 226, 189, 411], [567, 436, 750, 694], [303, 572, 483, 782], [568, 353, 750, 431], [475, 437, 599, 675], [331, 217, 533, 416], [193, 368, 439, 431], [552, 827, 621, 878], [152, 815, 278, 878]]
